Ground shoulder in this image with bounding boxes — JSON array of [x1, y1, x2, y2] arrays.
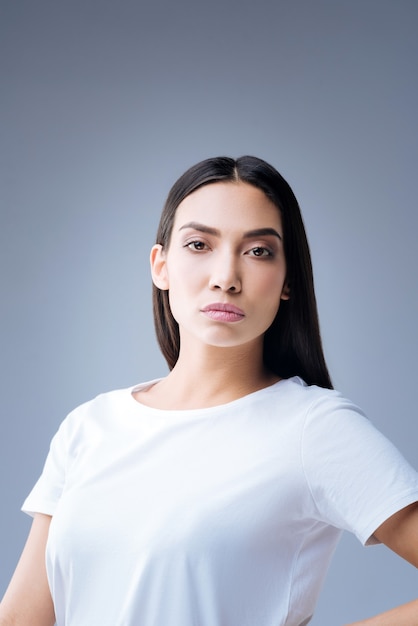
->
[[272, 377, 376, 448], [55, 379, 159, 440], [272, 376, 361, 417]]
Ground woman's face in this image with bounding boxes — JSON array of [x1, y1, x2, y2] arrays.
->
[[151, 181, 289, 352]]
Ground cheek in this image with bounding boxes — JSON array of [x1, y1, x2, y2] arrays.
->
[[166, 287, 186, 327], [257, 274, 287, 319], [164, 266, 198, 322], [255, 268, 286, 297], [166, 258, 206, 291], [264, 296, 282, 324]]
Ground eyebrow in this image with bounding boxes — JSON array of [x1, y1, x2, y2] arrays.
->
[[179, 222, 282, 241]]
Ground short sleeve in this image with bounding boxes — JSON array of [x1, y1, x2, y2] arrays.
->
[[22, 415, 72, 517], [301, 391, 418, 545]]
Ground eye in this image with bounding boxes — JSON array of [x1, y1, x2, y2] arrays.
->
[[248, 246, 273, 257], [185, 240, 209, 252]]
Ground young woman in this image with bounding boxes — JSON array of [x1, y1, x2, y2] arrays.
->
[[1, 156, 417, 626]]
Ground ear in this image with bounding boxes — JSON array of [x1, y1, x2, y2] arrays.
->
[[150, 244, 169, 290], [280, 281, 290, 301]]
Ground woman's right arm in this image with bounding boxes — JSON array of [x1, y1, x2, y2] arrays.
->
[[0, 513, 55, 626]]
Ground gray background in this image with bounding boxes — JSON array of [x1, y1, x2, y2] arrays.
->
[[1, 1, 417, 623]]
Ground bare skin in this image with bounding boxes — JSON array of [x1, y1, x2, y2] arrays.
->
[[134, 337, 281, 411], [141, 182, 289, 411], [0, 514, 55, 626], [1, 182, 417, 624], [344, 502, 418, 626], [141, 181, 418, 625]]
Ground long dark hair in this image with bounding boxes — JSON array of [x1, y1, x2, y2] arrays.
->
[[152, 156, 333, 389]]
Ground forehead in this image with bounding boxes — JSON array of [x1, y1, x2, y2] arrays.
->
[[173, 181, 282, 230]]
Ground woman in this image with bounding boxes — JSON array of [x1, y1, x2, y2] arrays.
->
[[1, 156, 417, 626]]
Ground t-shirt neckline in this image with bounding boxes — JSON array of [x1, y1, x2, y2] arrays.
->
[[129, 376, 303, 417]]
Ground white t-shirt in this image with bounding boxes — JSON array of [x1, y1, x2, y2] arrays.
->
[[22, 376, 418, 626]]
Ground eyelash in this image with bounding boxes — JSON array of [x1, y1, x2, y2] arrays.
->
[[247, 246, 273, 258], [185, 240, 209, 251]]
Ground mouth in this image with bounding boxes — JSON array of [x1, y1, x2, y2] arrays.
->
[[201, 302, 245, 323]]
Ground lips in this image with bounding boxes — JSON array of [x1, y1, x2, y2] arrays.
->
[[201, 302, 245, 322]]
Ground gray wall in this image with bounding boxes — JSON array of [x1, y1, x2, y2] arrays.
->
[[1, 1, 417, 623]]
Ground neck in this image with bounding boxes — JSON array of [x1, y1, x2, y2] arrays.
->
[[141, 338, 280, 410]]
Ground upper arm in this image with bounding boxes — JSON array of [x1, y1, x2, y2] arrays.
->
[[374, 501, 418, 567], [0, 513, 55, 626]]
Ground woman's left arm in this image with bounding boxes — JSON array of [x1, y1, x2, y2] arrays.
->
[[346, 501, 418, 625]]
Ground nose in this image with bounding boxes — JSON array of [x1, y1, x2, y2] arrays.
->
[[209, 251, 241, 293]]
